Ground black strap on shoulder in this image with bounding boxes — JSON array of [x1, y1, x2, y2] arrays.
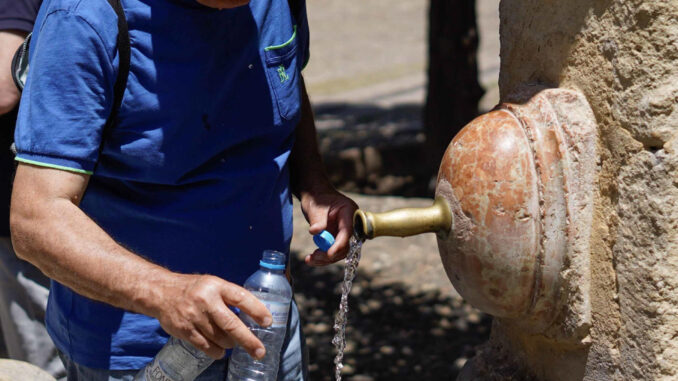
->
[[97, 0, 130, 170], [288, 0, 302, 20]]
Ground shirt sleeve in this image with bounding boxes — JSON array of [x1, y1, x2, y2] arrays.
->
[[14, 9, 116, 175], [0, 0, 41, 33], [290, 0, 310, 70]]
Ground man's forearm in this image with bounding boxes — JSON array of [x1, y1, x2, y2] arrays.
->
[[0, 30, 27, 115], [11, 164, 272, 358], [10, 165, 174, 317], [290, 78, 333, 198], [288, 78, 359, 264]]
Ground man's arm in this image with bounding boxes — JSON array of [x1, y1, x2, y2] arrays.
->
[[290, 77, 359, 266], [0, 30, 26, 115], [10, 163, 272, 359]]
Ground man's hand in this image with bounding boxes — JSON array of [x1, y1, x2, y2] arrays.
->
[[152, 274, 272, 359], [300, 186, 358, 266]]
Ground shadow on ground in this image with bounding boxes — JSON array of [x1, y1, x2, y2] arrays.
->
[[313, 103, 434, 198], [313, 103, 423, 149], [291, 253, 491, 381]]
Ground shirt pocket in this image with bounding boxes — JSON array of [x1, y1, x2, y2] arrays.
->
[[264, 26, 301, 121]]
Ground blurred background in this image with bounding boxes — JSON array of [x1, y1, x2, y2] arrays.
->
[[291, 0, 500, 380]]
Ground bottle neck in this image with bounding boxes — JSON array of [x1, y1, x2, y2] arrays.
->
[[259, 259, 286, 274], [260, 266, 285, 274]]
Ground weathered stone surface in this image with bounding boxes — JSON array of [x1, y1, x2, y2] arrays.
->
[[0, 359, 54, 381], [436, 88, 597, 342], [436, 109, 541, 318], [467, 0, 678, 380]]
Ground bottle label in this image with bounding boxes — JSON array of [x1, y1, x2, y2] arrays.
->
[[264, 301, 290, 328], [144, 361, 176, 381], [142, 337, 213, 381]]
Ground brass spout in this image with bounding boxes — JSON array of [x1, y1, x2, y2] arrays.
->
[[353, 197, 453, 240]]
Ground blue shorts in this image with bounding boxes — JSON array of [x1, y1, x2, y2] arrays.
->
[[57, 301, 308, 381]]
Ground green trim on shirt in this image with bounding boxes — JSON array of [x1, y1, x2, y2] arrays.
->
[[264, 25, 297, 51], [15, 157, 94, 175]]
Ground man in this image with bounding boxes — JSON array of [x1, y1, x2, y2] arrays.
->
[[0, 0, 65, 377], [10, 0, 357, 379]]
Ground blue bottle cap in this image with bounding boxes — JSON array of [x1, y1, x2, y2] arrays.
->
[[313, 230, 335, 252]]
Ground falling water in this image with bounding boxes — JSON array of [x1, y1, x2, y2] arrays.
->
[[331, 235, 365, 381]]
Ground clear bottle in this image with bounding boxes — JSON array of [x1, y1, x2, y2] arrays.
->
[[227, 250, 293, 381], [134, 336, 214, 381]]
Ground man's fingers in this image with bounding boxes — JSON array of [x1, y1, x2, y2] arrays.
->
[[327, 231, 349, 261], [308, 222, 326, 235], [305, 249, 332, 267], [187, 329, 226, 359], [211, 306, 266, 359], [327, 219, 351, 259], [198, 306, 239, 350], [327, 204, 355, 259], [306, 203, 356, 265], [220, 284, 272, 327], [218, 284, 272, 359]]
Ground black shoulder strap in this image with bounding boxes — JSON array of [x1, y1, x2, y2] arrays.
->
[[288, 0, 302, 20], [97, 0, 130, 170]]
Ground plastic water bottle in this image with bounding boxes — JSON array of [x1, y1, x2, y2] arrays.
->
[[227, 250, 293, 381], [134, 336, 214, 381]]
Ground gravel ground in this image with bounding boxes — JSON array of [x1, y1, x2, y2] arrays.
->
[[291, 194, 491, 380]]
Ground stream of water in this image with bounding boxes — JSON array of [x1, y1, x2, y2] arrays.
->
[[331, 235, 365, 381]]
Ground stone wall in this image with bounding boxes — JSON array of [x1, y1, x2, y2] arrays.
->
[[474, 1, 678, 380]]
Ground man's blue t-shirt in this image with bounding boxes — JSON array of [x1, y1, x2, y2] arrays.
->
[[14, 0, 309, 369]]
